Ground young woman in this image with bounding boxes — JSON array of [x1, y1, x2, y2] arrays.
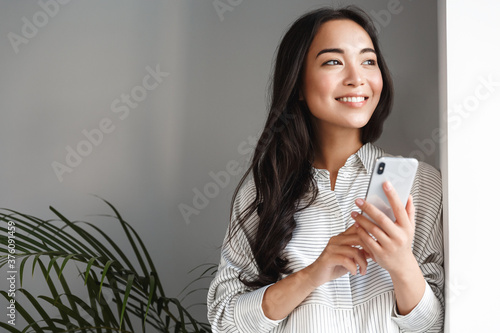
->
[[207, 6, 444, 333]]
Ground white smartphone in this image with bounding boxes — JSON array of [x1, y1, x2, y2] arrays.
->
[[363, 156, 418, 223]]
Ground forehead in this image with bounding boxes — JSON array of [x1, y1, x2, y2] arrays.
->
[[309, 19, 375, 54]]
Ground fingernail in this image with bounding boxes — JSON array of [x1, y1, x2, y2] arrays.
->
[[355, 198, 364, 207], [354, 222, 360, 228], [351, 211, 359, 218], [384, 181, 392, 191]]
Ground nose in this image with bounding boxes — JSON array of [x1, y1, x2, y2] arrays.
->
[[342, 64, 365, 87]]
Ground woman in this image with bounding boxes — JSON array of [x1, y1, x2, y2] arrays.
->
[[207, 6, 444, 332]]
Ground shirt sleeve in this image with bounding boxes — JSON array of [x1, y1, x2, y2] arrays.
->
[[391, 162, 445, 332], [207, 179, 285, 333]]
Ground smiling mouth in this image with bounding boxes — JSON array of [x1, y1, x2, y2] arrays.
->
[[335, 96, 368, 103]]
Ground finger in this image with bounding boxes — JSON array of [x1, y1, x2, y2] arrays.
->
[[337, 256, 358, 276], [351, 210, 391, 245], [343, 224, 359, 235], [355, 221, 382, 256], [354, 198, 397, 238], [358, 250, 369, 275], [361, 248, 374, 261], [337, 226, 375, 259], [382, 181, 410, 228], [357, 242, 376, 261], [334, 247, 367, 275], [334, 230, 373, 267], [356, 235, 373, 258], [349, 247, 368, 275], [406, 194, 415, 226], [330, 233, 364, 247]]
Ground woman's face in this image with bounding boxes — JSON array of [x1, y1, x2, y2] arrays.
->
[[302, 19, 383, 134]]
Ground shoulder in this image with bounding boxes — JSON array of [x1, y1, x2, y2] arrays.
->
[[233, 176, 257, 213], [411, 160, 443, 223], [413, 160, 442, 197], [230, 176, 260, 237]]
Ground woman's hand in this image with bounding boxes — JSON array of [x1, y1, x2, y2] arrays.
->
[[350, 180, 416, 275], [263, 223, 371, 320], [303, 224, 370, 289], [350, 180, 427, 315]]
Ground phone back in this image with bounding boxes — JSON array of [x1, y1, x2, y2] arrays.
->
[[364, 157, 418, 222]]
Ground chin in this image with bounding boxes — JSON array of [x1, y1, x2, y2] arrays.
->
[[343, 117, 372, 129]]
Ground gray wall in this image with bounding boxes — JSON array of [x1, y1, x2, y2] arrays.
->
[[0, 0, 438, 326]]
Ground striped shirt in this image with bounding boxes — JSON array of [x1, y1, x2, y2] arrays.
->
[[207, 142, 444, 332]]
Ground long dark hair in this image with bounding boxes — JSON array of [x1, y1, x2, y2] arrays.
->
[[228, 6, 394, 288]]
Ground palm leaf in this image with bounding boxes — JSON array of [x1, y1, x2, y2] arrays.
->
[[119, 274, 135, 330], [97, 198, 148, 278], [41, 260, 89, 331], [0, 289, 42, 332], [99, 259, 115, 300], [18, 288, 58, 331], [0, 201, 212, 332], [0, 322, 22, 333]]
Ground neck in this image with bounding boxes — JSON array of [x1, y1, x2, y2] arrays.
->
[[312, 126, 363, 174]]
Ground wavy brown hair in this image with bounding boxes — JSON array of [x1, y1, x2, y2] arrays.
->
[[228, 6, 394, 288]]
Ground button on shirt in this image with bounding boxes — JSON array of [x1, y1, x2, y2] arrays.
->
[[207, 143, 444, 333]]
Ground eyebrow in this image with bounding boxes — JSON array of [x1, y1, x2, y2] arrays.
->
[[315, 47, 376, 58]]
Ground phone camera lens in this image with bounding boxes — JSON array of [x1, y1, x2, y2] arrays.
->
[[377, 162, 385, 175]]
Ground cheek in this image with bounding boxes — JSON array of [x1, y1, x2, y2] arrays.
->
[[304, 70, 334, 98], [370, 72, 384, 97]]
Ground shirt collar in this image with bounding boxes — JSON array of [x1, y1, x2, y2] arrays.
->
[[312, 142, 385, 181], [356, 142, 385, 173]]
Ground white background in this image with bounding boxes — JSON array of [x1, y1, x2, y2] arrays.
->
[[443, 0, 500, 331]]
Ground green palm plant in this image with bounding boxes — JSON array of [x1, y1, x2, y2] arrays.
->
[[0, 199, 217, 333]]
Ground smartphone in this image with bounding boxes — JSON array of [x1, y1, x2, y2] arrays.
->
[[363, 156, 418, 223]]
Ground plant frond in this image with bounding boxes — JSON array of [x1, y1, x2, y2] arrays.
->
[[0, 202, 213, 333]]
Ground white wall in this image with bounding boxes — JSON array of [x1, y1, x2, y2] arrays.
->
[[0, 0, 439, 327], [443, 0, 500, 331]]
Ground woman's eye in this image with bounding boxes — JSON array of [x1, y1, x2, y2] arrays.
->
[[362, 59, 377, 66], [324, 60, 342, 66]]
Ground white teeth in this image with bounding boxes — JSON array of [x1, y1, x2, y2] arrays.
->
[[338, 96, 366, 102]]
